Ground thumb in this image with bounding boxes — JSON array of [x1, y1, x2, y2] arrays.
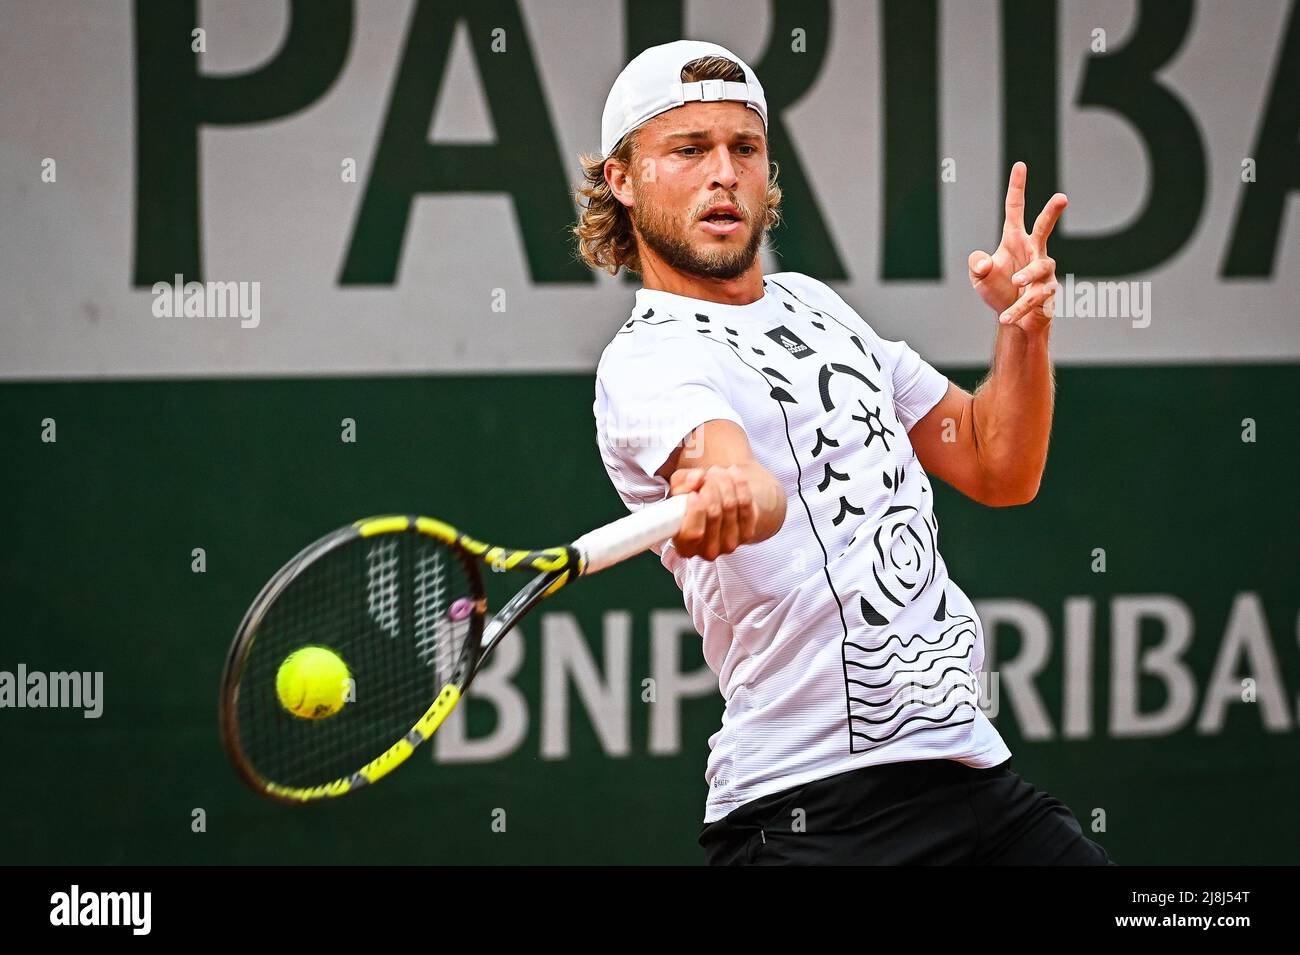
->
[[968, 250, 993, 278], [670, 468, 705, 495]]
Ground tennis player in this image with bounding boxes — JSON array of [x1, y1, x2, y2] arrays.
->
[[576, 40, 1112, 865]]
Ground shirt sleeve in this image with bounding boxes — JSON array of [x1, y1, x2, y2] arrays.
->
[[594, 321, 744, 505], [874, 335, 950, 432], [782, 274, 950, 434]]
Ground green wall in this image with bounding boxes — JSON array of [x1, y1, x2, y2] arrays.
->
[[1, 364, 1297, 864]]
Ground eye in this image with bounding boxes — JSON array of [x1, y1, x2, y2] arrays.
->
[[679, 146, 703, 156], [737, 145, 758, 155]]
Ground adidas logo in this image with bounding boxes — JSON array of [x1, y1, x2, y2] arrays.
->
[[764, 325, 816, 358]]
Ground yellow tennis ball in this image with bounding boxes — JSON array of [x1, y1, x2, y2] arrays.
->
[[276, 646, 351, 720]]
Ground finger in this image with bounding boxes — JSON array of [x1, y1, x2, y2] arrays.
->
[[1036, 281, 1060, 326], [714, 471, 740, 555], [968, 249, 994, 279], [998, 283, 1052, 325], [998, 281, 1047, 324], [1011, 256, 1056, 287], [1030, 192, 1068, 250], [1003, 161, 1027, 234], [729, 466, 758, 543], [1018, 281, 1059, 332], [999, 280, 1058, 325], [700, 483, 724, 560], [674, 490, 706, 555]]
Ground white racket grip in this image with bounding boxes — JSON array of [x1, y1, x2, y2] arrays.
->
[[573, 494, 689, 575]]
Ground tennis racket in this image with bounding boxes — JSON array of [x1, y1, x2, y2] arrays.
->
[[220, 494, 688, 804]]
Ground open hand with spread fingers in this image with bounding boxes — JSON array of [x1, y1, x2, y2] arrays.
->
[[968, 162, 1068, 333]]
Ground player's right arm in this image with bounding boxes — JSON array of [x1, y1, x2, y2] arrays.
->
[[656, 419, 787, 560]]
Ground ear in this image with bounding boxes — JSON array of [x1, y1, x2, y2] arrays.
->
[[605, 158, 636, 210]]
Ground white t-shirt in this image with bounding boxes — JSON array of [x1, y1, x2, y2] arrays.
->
[[593, 271, 1011, 823]]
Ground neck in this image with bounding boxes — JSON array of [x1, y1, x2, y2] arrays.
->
[[639, 252, 765, 306]]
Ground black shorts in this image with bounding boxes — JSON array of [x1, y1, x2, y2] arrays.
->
[[698, 758, 1115, 865]]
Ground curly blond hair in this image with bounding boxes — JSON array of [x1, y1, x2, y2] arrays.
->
[[571, 55, 783, 277]]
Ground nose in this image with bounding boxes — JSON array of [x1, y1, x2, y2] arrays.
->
[[705, 144, 739, 192]]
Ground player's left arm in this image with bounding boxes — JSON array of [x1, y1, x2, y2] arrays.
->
[[909, 162, 1066, 508]]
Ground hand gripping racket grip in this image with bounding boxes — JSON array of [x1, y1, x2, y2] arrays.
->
[[572, 494, 689, 576]]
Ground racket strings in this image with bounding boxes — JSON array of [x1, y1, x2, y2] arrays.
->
[[236, 530, 480, 789]]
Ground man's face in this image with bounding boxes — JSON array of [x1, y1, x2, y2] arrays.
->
[[622, 102, 770, 280]]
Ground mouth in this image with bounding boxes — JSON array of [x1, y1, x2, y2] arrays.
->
[[698, 206, 745, 236]]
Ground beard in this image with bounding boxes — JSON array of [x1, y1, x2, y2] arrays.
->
[[630, 191, 767, 281]]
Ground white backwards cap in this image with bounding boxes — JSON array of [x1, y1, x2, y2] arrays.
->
[[600, 40, 767, 158]]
